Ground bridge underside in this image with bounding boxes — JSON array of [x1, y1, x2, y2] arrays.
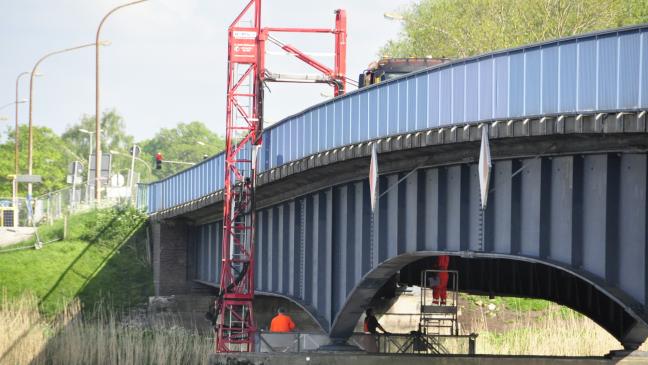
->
[[399, 256, 644, 349], [151, 130, 648, 351]]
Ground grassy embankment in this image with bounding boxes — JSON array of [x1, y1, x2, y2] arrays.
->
[[0, 206, 151, 316], [0, 207, 209, 365]]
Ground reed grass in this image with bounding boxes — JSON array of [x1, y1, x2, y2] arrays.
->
[[468, 302, 648, 356], [1, 292, 646, 364], [0, 292, 212, 365]]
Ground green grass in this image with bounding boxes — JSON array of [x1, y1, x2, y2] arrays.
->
[[0, 206, 153, 317], [462, 293, 551, 312]]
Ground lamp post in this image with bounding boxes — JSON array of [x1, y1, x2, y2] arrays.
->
[[95, 0, 149, 203], [109, 149, 153, 178], [14, 71, 34, 210], [27, 42, 104, 201], [79, 128, 100, 202], [0, 102, 16, 111]]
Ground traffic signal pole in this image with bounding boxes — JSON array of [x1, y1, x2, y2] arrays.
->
[[215, 0, 347, 352]]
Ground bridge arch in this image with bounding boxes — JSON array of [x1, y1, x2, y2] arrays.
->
[[330, 252, 648, 350], [179, 145, 647, 350]]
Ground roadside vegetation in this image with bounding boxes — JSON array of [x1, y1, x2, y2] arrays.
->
[[460, 294, 648, 356], [0, 293, 211, 365], [0, 206, 152, 317]]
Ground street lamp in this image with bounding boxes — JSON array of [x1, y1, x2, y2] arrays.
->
[[109, 149, 153, 175], [0, 102, 17, 111], [26, 42, 107, 200], [95, 0, 149, 203], [79, 128, 103, 201], [14, 70, 39, 208], [383, 12, 405, 21]]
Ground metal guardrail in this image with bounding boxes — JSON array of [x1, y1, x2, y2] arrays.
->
[[140, 24, 648, 214], [255, 332, 477, 355], [1, 183, 130, 228]]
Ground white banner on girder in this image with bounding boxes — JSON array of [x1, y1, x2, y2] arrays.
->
[[478, 125, 492, 210], [369, 143, 378, 212]]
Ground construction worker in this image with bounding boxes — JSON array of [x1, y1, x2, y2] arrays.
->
[[433, 255, 450, 305], [269, 307, 296, 332], [363, 308, 390, 335]]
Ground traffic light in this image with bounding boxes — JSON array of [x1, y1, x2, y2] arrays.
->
[[155, 153, 163, 170]]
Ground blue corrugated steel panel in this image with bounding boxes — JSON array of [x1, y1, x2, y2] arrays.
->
[[478, 58, 493, 120], [415, 74, 428, 129], [406, 78, 417, 131], [641, 31, 648, 106], [525, 48, 542, 115], [453, 64, 466, 123], [440, 68, 453, 124], [598, 34, 618, 110], [394, 80, 404, 134], [509, 51, 524, 117], [368, 89, 378, 139], [542, 45, 559, 114], [387, 83, 398, 133], [427, 72, 440, 127], [318, 105, 326, 152], [559, 40, 577, 111], [378, 85, 388, 136], [578, 37, 597, 110], [341, 98, 351, 145], [466, 61, 479, 122], [143, 25, 648, 214], [494, 55, 508, 118], [619, 31, 641, 109]]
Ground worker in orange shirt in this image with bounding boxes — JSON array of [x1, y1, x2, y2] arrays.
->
[[269, 307, 296, 332], [433, 255, 450, 305]]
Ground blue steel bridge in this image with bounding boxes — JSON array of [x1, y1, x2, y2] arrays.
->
[[138, 25, 648, 349]]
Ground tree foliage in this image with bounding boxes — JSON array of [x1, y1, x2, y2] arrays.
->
[[140, 121, 225, 180], [0, 110, 224, 199], [0, 125, 70, 197], [382, 0, 648, 58]]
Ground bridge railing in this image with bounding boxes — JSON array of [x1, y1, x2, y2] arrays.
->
[[255, 332, 476, 354], [140, 24, 648, 214]]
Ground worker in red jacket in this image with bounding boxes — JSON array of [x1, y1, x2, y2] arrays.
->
[[433, 255, 450, 305]]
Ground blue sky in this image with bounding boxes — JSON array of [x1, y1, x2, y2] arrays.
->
[[0, 0, 412, 141]]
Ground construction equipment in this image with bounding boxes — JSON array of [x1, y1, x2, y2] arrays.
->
[[388, 268, 460, 355], [358, 57, 449, 88], [215, 0, 347, 352], [419, 269, 459, 336]]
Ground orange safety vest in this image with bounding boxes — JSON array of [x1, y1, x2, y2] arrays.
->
[[269, 313, 296, 332]]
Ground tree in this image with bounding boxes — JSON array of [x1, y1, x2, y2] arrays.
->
[[139, 121, 225, 179], [61, 109, 135, 185], [381, 0, 648, 58], [0, 125, 71, 198], [61, 109, 134, 163]]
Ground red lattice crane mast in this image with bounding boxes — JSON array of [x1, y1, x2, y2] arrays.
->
[[216, 0, 347, 352]]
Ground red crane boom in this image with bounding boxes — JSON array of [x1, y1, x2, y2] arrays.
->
[[216, 0, 346, 352]]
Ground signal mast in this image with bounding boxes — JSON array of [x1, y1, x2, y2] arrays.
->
[[216, 0, 347, 352]]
